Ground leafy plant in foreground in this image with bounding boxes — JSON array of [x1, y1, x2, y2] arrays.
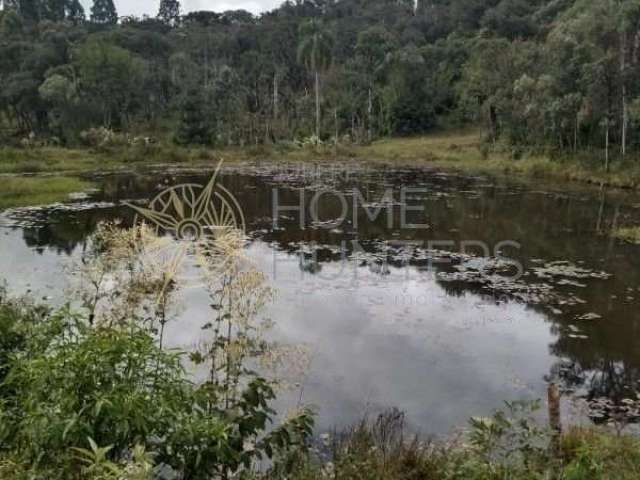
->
[[0, 225, 314, 479]]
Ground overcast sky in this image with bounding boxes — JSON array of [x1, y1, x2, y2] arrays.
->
[[80, 0, 284, 18]]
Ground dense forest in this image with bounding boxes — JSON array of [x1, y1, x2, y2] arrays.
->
[[1, 0, 640, 163]]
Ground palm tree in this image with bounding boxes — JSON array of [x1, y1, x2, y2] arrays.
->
[[297, 19, 332, 140]]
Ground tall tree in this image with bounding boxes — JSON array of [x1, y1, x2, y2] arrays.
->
[[157, 0, 180, 26], [90, 0, 116, 24], [617, 0, 640, 157], [355, 26, 396, 141], [0, 0, 17, 10], [297, 19, 332, 139], [17, 0, 39, 23], [175, 89, 212, 145], [66, 0, 84, 23], [37, 0, 85, 22], [75, 39, 143, 127], [42, 0, 65, 21]]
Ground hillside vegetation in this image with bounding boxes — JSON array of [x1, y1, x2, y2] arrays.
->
[[0, 0, 640, 177]]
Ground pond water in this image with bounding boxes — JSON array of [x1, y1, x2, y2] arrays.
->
[[2, 162, 640, 435]]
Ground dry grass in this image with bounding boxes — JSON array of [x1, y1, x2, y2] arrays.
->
[[612, 226, 640, 244]]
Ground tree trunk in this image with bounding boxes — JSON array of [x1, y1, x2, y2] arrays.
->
[[621, 31, 628, 157], [489, 104, 498, 144], [596, 183, 606, 234], [315, 70, 321, 139], [634, 26, 640, 65], [368, 84, 373, 143], [351, 114, 355, 140], [273, 72, 278, 120], [548, 383, 562, 455], [574, 114, 578, 153], [204, 35, 209, 89], [605, 122, 610, 173], [334, 108, 339, 159]]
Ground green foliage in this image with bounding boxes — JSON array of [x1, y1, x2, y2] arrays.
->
[[0, 175, 94, 208], [0, 9, 23, 36], [560, 428, 640, 480], [0, 290, 46, 385], [297, 19, 333, 73], [2, 0, 640, 163], [467, 400, 549, 471], [39, 74, 76, 104], [0, 298, 313, 478], [74, 39, 145, 128], [174, 89, 213, 145], [157, 0, 180, 26], [17, 0, 40, 24], [90, 0, 117, 25], [0, 225, 314, 478], [298, 19, 333, 139], [266, 403, 640, 480], [72, 440, 154, 480], [4, 318, 184, 461]]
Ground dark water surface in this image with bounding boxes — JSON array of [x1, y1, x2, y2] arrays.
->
[[2, 162, 640, 434]]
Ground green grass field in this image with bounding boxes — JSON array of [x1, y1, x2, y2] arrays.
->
[[0, 176, 95, 209], [360, 130, 640, 189]]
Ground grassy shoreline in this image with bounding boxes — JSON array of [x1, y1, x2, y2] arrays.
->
[[0, 176, 95, 209], [613, 226, 640, 244], [359, 130, 640, 190], [2, 130, 640, 190]]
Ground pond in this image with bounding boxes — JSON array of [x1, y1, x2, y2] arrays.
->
[[2, 162, 640, 435]]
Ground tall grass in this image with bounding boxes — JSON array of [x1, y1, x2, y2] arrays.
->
[[266, 405, 640, 480]]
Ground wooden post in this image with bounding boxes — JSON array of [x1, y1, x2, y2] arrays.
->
[[548, 383, 562, 454]]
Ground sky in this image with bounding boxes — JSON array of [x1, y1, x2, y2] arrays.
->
[[80, 0, 284, 18]]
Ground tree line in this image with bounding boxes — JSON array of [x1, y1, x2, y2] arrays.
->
[[1, 0, 640, 162]]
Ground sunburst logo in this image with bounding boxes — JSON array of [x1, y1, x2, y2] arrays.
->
[[125, 160, 245, 241]]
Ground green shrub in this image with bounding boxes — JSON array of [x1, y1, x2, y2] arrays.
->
[[79, 128, 129, 151], [0, 302, 313, 479], [0, 222, 313, 480]]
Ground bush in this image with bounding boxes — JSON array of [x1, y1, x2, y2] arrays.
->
[[79, 127, 129, 151], [0, 225, 314, 479], [0, 300, 313, 479]]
